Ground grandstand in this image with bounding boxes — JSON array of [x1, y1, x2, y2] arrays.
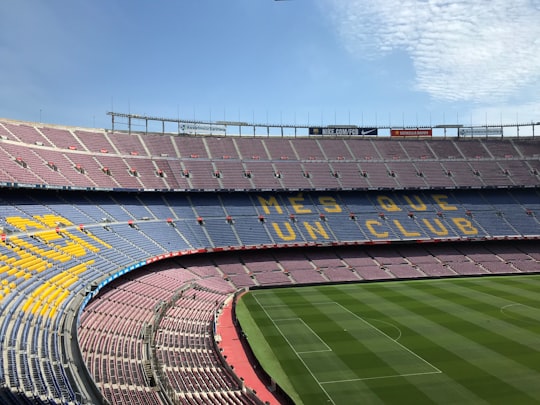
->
[[0, 116, 538, 404]]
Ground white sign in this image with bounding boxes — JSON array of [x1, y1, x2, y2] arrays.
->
[[458, 127, 503, 137], [180, 123, 226, 134]]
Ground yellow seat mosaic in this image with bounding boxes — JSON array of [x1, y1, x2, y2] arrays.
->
[[0, 214, 110, 304], [24, 259, 95, 318]]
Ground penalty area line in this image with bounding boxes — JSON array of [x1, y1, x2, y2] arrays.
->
[[320, 370, 442, 385], [253, 294, 337, 405]]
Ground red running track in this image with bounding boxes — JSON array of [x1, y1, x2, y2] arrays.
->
[[217, 299, 281, 405]]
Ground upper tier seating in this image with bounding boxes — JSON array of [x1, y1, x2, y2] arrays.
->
[[1, 119, 538, 191]]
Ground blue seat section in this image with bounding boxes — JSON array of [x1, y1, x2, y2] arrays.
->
[[0, 204, 29, 231], [480, 189, 522, 211], [86, 195, 134, 221], [188, 193, 227, 218], [136, 193, 176, 219], [233, 218, 274, 246], [335, 193, 379, 215], [164, 193, 196, 218], [221, 193, 260, 217], [0, 190, 536, 252], [470, 211, 519, 237], [202, 218, 241, 247], [20, 192, 96, 225], [55, 193, 113, 222], [508, 189, 540, 211], [110, 224, 166, 257], [109, 193, 156, 219], [326, 215, 368, 242], [500, 189, 540, 233], [136, 221, 193, 250], [454, 189, 538, 236], [499, 211, 540, 236], [170, 220, 210, 248]]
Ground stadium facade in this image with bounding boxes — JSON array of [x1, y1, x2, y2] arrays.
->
[[0, 116, 538, 404]]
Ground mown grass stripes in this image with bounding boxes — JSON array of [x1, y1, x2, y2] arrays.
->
[[237, 275, 540, 405]]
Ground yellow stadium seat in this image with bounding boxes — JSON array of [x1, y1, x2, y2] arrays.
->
[[46, 289, 62, 304], [22, 297, 34, 312], [34, 282, 50, 296], [15, 270, 26, 279], [48, 304, 57, 319], [60, 277, 77, 290], [39, 302, 50, 317]]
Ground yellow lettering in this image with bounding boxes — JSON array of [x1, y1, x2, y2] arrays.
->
[[257, 195, 283, 214], [403, 195, 427, 211], [272, 222, 297, 241], [34, 214, 73, 228], [377, 195, 401, 212], [2, 215, 111, 304], [288, 193, 312, 214], [8, 236, 50, 273], [365, 220, 389, 238], [6, 217, 45, 232], [303, 222, 329, 240], [319, 196, 342, 213], [35, 214, 105, 253], [432, 194, 457, 211], [422, 218, 449, 236], [393, 219, 421, 237], [63, 230, 105, 251], [452, 218, 478, 235]]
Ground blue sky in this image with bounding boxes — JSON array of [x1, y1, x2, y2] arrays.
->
[[1, 0, 539, 131]]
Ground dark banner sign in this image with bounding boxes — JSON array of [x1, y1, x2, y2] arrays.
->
[[391, 129, 432, 137], [309, 127, 378, 136]]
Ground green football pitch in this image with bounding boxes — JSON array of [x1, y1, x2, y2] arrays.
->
[[235, 275, 540, 405]]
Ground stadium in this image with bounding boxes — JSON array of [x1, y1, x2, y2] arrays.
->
[[0, 113, 539, 405]]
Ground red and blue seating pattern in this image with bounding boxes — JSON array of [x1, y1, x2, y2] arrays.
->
[[0, 118, 538, 404]]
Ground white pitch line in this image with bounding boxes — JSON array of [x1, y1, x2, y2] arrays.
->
[[259, 301, 337, 308], [297, 349, 332, 354], [274, 317, 332, 352], [335, 302, 443, 374], [253, 294, 337, 405], [297, 317, 332, 352], [500, 303, 540, 324], [321, 370, 442, 385]]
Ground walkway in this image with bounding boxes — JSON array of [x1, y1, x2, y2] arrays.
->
[[217, 298, 281, 405]]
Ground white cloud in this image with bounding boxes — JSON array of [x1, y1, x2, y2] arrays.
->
[[325, 0, 540, 103]]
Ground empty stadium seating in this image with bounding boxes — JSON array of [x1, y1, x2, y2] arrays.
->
[[1, 119, 539, 192], [0, 118, 538, 404]]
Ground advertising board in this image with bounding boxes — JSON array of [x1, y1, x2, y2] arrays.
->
[[309, 127, 378, 136], [391, 129, 432, 137]]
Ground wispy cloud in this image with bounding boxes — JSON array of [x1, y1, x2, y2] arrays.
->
[[325, 0, 540, 103]]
